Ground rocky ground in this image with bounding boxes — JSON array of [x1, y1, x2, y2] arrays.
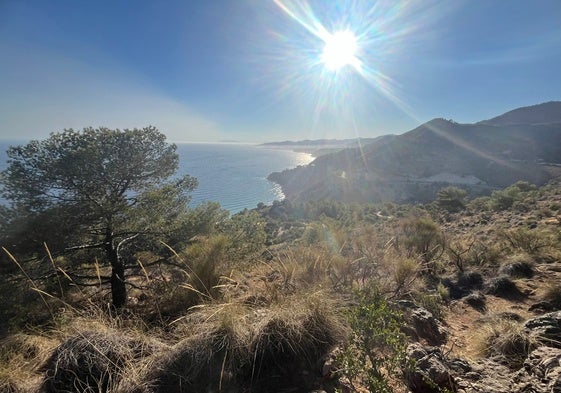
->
[[401, 184, 561, 392]]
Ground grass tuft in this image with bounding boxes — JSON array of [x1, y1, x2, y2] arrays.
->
[[120, 292, 345, 393], [474, 319, 535, 369], [40, 330, 165, 393]]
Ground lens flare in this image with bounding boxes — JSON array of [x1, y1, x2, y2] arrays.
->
[[321, 30, 361, 72], [265, 0, 456, 139], [271, 0, 411, 116]]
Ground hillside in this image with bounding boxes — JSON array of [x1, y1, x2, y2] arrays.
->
[[3, 178, 561, 393], [269, 102, 561, 203]]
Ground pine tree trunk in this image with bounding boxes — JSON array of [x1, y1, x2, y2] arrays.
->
[[105, 232, 126, 308]]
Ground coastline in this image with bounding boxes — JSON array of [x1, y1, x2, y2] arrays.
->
[[258, 145, 315, 203]]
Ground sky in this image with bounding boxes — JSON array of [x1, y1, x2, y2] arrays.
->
[[1, 0, 560, 143]]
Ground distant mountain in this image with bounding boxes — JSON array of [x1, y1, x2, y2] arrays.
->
[[478, 101, 561, 126], [261, 137, 383, 156], [261, 137, 381, 147], [268, 102, 561, 204]]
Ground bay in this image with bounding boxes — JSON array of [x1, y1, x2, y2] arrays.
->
[[0, 141, 313, 213]]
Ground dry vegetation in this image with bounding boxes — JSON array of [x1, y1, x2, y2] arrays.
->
[[1, 180, 561, 392]]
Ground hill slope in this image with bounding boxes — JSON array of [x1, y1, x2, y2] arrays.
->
[[269, 102, 561, 203], [479, 101, 561, 126]]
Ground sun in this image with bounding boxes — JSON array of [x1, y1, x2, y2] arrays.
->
[[320, 30, 361, 72]]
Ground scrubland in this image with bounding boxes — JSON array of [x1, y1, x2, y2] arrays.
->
[[2, 180, 561, 393]]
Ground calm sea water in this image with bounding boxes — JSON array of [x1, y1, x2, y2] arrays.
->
[[0, 142, 312, 213]]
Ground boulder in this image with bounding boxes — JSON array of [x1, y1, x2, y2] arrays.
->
[[411, 307, 448, 346], [397, 301, 448, 346], [406, 335, 561, 392], [454, 358, 513, 393], [405, 343, 456, 392]]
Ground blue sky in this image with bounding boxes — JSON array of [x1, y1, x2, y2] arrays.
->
[[1, 0, 560, 143]]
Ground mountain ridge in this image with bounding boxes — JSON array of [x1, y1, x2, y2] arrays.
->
[[478, 101, 561, 126], [268, 102, 561, 203]]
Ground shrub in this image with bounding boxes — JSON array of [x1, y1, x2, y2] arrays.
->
[[457, 271, 484, 290], [489, 182, 535, 211], [490, 187, 519, 211], [218, 210, 267, 259], [466, 241, 502, 267], [153, 235, 232, 320], [338, 285, 407, 393], [468, 196, 491, 212], [436, 186, 467, 213], [398, 217, 445, 272], [485, 276, 525, 300], [391, 256, 421, 298], [267, 245, 344, 291], [464, 292, 486, 312], [500, 228, 551, 254], [446, 237, 476, 272], [542, 284, 561, 309], [499, 254, 534, 278]]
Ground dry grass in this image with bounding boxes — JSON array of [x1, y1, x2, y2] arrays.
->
[[118, 292, 346, 393], [474, 318, 536, 369], [381, 252, 422, 298], [40, 329, 166, 393], [0, 334, 58, 393], [542, 283, 561, 309]]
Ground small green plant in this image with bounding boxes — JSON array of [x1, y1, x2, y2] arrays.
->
[[338, 284, 406, 392]]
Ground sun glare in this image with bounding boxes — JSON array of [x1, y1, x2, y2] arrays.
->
[[272, 0, 413, 119], [321, 30, 361, 72]]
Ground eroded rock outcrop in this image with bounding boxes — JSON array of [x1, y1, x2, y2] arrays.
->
[[407, 311, 561, 393], [398, 301, 448, 346]]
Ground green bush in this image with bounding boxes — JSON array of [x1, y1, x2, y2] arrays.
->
[[338, 285, 406, 392], [436, 186, 467, 213], [489, 182, 536, 211]]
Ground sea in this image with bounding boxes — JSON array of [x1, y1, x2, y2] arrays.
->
[[0, 142, 313, 214]]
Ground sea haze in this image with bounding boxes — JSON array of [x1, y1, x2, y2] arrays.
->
[[0, 142, 313, 213]]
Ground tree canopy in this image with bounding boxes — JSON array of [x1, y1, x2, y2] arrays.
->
[[0, 127, 197, 307]]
